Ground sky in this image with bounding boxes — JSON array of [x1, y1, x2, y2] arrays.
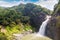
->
[[0, 0, 59, 11]]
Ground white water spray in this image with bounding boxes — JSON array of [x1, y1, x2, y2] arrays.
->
[[37, 15, 51, 36]]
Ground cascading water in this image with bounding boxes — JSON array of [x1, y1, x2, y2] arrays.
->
[[13, 15, 52, 40], [37, 15, 51, 36]]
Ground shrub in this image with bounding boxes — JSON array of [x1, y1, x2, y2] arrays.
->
[[0, 32, 7, 40]]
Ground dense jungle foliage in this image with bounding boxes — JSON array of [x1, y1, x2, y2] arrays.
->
[[0, 3, 52, 40], [1, 0, 60, 39]]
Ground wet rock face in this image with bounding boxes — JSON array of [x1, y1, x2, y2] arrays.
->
[[30, 12, 46, 32], [45, 17, 56, 39], [46, 16, 60, 40]]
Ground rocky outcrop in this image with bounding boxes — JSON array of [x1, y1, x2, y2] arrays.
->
[[45, 17, 57, 39], [12, 31, 32, 40], [30, 12, 46, 32], [46, 16, 60, 40], [45, 1, 60, 40]]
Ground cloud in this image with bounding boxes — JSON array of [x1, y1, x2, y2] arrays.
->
[[0, 0, 31, 7], [0, 1, 23, 7], [34, 0, 58, 10], [0, 0, 58, 11]]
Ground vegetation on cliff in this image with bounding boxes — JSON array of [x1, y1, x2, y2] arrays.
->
[[0, 3, 52, 40], [0, 0, 60, 40]]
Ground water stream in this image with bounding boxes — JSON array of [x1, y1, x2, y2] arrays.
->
[[37, 15, 51, 36], [13, 15, 51, 40]]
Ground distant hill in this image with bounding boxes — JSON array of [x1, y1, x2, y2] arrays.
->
[[0, 3, 52, 31]]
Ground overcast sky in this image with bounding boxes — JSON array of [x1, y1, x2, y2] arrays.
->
[[0, 0, 58, 11]]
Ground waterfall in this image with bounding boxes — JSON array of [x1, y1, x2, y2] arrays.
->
[[38, 15, 51, 36]]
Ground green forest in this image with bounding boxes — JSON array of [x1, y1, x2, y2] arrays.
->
[[0, 0, 60, 40]]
